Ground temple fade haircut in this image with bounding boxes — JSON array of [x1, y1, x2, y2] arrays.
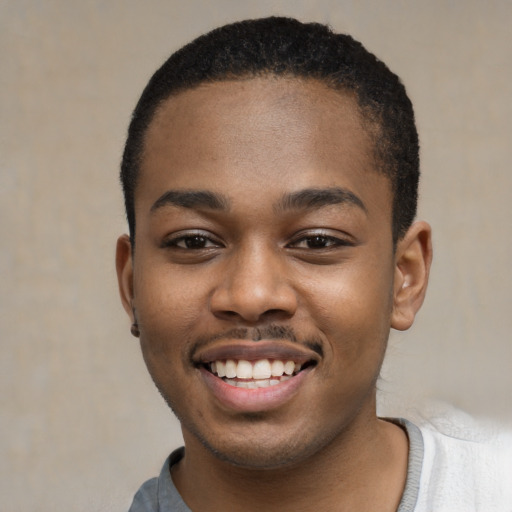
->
[[121, 16, 419, 244]]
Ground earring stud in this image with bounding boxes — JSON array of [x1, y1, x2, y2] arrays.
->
[[131, 322, 140, 337]]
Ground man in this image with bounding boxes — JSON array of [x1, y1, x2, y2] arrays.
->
[[116, 17, 510, 511]]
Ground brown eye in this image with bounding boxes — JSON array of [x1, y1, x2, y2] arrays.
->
[[305, 235, 333, 248], [290, 234, 348, 249], [162, 232, 221, 250], [180, 235, 210, 249]]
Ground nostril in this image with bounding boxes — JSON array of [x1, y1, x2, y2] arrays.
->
[[266, 309, 288, 315], [260, 308, 295, 321]]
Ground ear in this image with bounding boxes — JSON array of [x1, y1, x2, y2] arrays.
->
[[116, 234, 135, 323], [391, 221, 432, 331]]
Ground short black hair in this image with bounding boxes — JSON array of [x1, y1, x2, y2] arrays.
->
[[121, 16, 419, 244]]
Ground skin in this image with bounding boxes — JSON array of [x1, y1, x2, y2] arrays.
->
[[116, 77, 432, 511]]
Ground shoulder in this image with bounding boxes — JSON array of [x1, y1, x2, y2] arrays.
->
[[410, 404, 512, 511], [128, 477, 159, 512], [128, 448, 190, 512]]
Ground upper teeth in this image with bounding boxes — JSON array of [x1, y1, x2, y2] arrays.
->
[[210, 359, 301, 380]]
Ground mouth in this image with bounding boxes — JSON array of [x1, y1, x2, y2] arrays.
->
[[202, 358, 317, 389], [193, 340, 320, 411]]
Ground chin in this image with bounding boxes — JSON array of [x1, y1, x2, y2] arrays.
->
[[183, 414, 340, 471], [203, 438, 311, 470]]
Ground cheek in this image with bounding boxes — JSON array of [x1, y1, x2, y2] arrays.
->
[[136, 264, 208, 325], [303, 264, 394, 359], [134, 269, 210, 369]]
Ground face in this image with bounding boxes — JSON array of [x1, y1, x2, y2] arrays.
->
[[117, 77, 427, 469]]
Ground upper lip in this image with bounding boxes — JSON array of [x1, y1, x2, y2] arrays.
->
[[193, 340, 321, 366]]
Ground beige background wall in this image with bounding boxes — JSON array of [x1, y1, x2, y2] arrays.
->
[[1, 1, 511, 510]]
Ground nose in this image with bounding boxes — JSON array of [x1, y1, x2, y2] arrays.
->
[[210, 243, 298, 324]]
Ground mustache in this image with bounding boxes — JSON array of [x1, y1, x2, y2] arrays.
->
[[190, 324, 324, 357]]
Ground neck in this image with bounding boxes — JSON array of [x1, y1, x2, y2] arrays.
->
[[172, 413, 408, 512]]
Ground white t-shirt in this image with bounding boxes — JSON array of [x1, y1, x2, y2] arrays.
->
[[399, 410, 512, 511]]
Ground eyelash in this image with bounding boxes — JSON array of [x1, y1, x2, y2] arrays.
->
[[161, 231, 222, 250], [287, 232, 353, 250]]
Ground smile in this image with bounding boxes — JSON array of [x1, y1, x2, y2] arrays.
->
[[194, 340, 320, 411], [207, 358, 312, 389]]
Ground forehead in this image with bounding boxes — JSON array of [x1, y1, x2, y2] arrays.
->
[[138, 77, 388, 213]]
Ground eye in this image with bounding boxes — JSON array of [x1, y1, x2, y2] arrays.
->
[[162, 231, 222, 250], [289, 232, 352, 250], [293, 235, 338, 249], [176, 235, 215, 249]]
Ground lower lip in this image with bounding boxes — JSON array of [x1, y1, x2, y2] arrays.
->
[[199, 367, 312, 413]]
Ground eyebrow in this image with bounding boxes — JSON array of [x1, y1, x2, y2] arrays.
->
[[150, 190, 230, 213], [276, 187, 367, 214]]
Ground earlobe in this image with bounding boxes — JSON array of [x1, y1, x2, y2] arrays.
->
[[116, 234, 135, 322], [391, 221, 432, 331]]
